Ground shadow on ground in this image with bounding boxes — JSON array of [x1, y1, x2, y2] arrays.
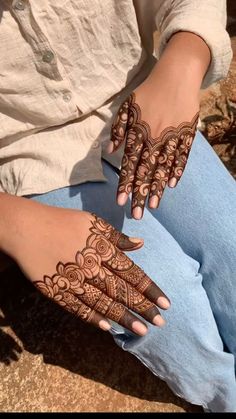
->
[[0, 265, 201, 412]]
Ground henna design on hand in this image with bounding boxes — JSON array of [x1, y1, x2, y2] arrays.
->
[[110, 92, 199, 218], [35, 215, 169, 334]]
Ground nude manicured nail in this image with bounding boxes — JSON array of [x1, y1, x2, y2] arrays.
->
[[157, 296, 171, 310], [169, 178, 177, 188], [106, 142, 114, 154], [133, 207, 142, 220], [99, 320, 111, 331], [117, 192, 128, 206], [132, 321, 148, 336], [153, 315, 166, 327], [149, 196, 158, 208], [129, 237, 144, 245]]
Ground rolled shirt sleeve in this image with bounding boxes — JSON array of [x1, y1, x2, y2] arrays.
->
[[155, 0, 233, 88]]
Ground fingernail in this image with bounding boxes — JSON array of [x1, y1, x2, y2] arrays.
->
[[117, 192, 128, 206], [129, 237, 144, 245], [149, 196, 158, 208], [153, 315, 166, 327], [157, 296, 171, 310], [169, 178, 177, 188], [107, 142, 114, 154], [99, 320, 111, 331], [117, 235, 143, 251], [132, 321, 148, 336], [133, 207, 142, 220]]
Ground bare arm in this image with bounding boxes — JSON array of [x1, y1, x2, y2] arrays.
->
[[0, 193, 24, 271], [142, 31, 211, 101], [107, 32, 212, 218]]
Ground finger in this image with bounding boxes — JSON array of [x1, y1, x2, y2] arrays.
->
[[168, 134, 193, 187], [149, 135, 179, 209], [35, 281, 111, 332], [108, 97, 130, 153], [110, 230, 144, 252], [116, 126, 144, 206], [149, 165, 169, 209], [131, 144, 158, 219], [90, 213, 144, 251], [87, 267, 165, 326], [104, 248, 170, 310], [78, 282, 148, 336], [168, 113, 199, 187]]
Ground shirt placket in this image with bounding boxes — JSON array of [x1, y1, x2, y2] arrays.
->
[[11, 0, 82, 118]]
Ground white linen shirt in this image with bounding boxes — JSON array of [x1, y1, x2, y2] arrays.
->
[[0, 0, 232, 195]]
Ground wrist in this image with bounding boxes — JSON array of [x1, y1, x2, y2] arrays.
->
[[137, 67, 200, 111], [145, 31, 211, 94]]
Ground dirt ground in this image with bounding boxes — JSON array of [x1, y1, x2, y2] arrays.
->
[[200, 1, 236, 178]]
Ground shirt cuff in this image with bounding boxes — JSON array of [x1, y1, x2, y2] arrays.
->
[[156, 16, 233, 89]]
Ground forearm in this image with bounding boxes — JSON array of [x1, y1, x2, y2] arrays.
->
[[145, 31, 211, 94], [0, 192, 27, 256], [0, 193, 14, 253]]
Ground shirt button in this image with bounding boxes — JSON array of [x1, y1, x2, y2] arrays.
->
[[92, 141, 99, 149], [14, 0, 25, 10], [62, 92, 72, 102], [42, 50, 55, 63]]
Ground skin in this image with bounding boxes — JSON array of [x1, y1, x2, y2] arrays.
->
[[109, 92, 199, 218], [0, 193, 170, 336], [107, 31, 211, 219], [0, 31, 211, 334]]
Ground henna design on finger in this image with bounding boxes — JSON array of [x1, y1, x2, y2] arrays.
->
[[90, 214, 142, 251], [87, 266, 160, 323], [111, 98, 129, 150], [169, 130, 196, 184], [35, 215, 165, 330], [111, 93, 199, 214]]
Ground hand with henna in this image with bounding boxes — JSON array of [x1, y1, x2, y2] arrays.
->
[[107, 32, 211, 219], [107, 92, 199, 219], [0, 195, 170, 336]]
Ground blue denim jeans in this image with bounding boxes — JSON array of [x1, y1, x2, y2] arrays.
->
[[29, 131, 236, 412]]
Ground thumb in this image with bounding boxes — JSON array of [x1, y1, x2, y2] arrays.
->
[[110, 230, 144, 252], [107, 97, 130, 154], [90, 213, 143, 251]]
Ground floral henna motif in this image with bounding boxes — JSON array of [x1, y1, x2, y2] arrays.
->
[[35, 215, 164, 329], [111, 93, 199, 214], [90, 213, 141, 251]]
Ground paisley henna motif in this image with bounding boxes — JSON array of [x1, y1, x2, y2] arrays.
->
[[35, 215, 168, 332], [111, 93, 199, 216]]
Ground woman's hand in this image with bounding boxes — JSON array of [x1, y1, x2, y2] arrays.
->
[[108, 90, 199, 219], [0, 195, 170, 336], [107, 32, 211, 219]]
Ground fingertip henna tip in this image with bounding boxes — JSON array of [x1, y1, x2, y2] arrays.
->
[[127, 237, 144, 251], [153, 315, 166, 327], [106, 142, 114, 154], [116, 235, 143, 251], [169, 178, 177, 188], [157, 296, 171, 310], [117, 192, 128, 206], [99, 320, 111, 331], [130, 237, 144, 245], [149, 196, 159, 209], [132, 321, 148, 336], [132, 207, 143, 220]]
